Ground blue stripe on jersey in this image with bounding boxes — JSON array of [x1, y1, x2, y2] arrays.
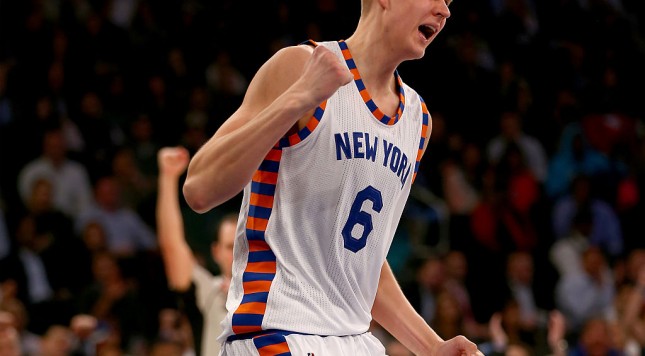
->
[[253, 333, 289, 349], [355, 78, 366, 92], [241, 292, 269, 304], [246, 229, 266, 241], [298, 127, 312, 141], [248, 250, 277, 263], [278, 137, 290, 148], [251, 181, 276, 196], [366, 99, 378, 113], [249, 205, 272, 220], [259, 160, 280, 173], [243, 272, 275, 282], [232, 313, 264, 326], [313, 106, 325, 119]]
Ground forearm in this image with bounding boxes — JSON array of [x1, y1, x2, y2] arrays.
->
[[372, 262, 443, 355], [183, 90, 312, 213], [157, 174, 195, 290]]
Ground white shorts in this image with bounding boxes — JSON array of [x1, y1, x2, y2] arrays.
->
[[219, 331, 386, 356]]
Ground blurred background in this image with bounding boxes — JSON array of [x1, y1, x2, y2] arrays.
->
[[0, 0, 644, 355]]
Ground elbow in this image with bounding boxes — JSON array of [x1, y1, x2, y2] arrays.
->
[[182, 178, 212, 214]]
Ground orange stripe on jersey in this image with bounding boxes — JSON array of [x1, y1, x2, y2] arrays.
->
[[232, 325, 262, 335], [288, 134, 300, 146], [246, 261, 277, 274], [305, 117, 319, 132], [247, 217, 269, 231], [253, 171, 279, 185], [350, 68, 360, 79], [248, 240, 271, 252], [258, 342, 291, 356], [359, 89, 370, 103], [421, 125, 428, 137], [265, 148, 282, 162], [236, 302, 268, 315], [243, 280, 273, 294], [250, 193, 274, 209], [341, 48, 351, 60]]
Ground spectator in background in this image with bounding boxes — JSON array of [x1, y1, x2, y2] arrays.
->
[[77, 251, 145, 354], [549, 206, 594, 277], [552, 174, 623, 260], [443, 250, 485, 338], [155, 308, 194, 355], [555, 247, 615, 335], [74, 91, 125, 178], [471, 141, 540, 257], [125, 113, 160, 179], [110, 146, 156, 215], [39, 325, 73, 356], [17, 128, 94, 220], [22, 177, 88, 297], [0, 213, 72, 333], [401, 255, 446, 326], [545, 124, 610, 200], [75, 175, 156, 257], [0, 300, 41, 356], [68, 314, 101, 356], [478, 311, 535, 356], [156, 146, 235, 356], [23, 178, 73, 243], [0, 323, 21, 356], [486, 111, 548, 183], [567, 318, 622, 356], [503, 252, 548, 336]]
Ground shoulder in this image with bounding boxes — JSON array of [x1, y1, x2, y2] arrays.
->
[[242, 43, 315, 108], [255, 44, 313, 87]]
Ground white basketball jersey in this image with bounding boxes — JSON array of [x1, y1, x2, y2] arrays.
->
[[218, 40, 430, 343]]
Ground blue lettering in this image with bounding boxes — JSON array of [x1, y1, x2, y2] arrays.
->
[[389, 147, 401, 173], [353, 132, 365, 159], [382, 140, 393, 167], [335, 133, 352, 160], [365, 133, 377, 162], [400, 164, 411, 189], [397, 153, 408, 177]]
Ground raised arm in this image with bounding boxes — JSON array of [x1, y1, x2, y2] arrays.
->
[[156, 146, 195, 291], [372, 261, 482, 356], [182, 44, 353, 213]]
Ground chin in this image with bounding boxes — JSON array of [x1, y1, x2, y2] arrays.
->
[[409, 45, 427, 60]]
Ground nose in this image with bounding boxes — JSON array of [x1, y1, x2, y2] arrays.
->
[[435, 1, 451, 19]]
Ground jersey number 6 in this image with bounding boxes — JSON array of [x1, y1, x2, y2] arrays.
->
[[342, 186, 383, 253]]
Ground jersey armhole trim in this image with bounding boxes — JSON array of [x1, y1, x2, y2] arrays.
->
[[412, 96, 430, 184], [275, 100, 327, 149]]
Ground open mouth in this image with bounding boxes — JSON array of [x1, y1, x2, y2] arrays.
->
[[418, 25, 436, 40]]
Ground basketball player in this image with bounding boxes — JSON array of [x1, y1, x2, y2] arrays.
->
[[183, 0, 484, 354], [157, 146, 236, 356]]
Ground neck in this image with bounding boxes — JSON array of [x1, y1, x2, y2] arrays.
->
[[345, 26, 401, 91]]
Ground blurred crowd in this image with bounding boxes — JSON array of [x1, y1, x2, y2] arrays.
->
[[0, 0, 643, 355]]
